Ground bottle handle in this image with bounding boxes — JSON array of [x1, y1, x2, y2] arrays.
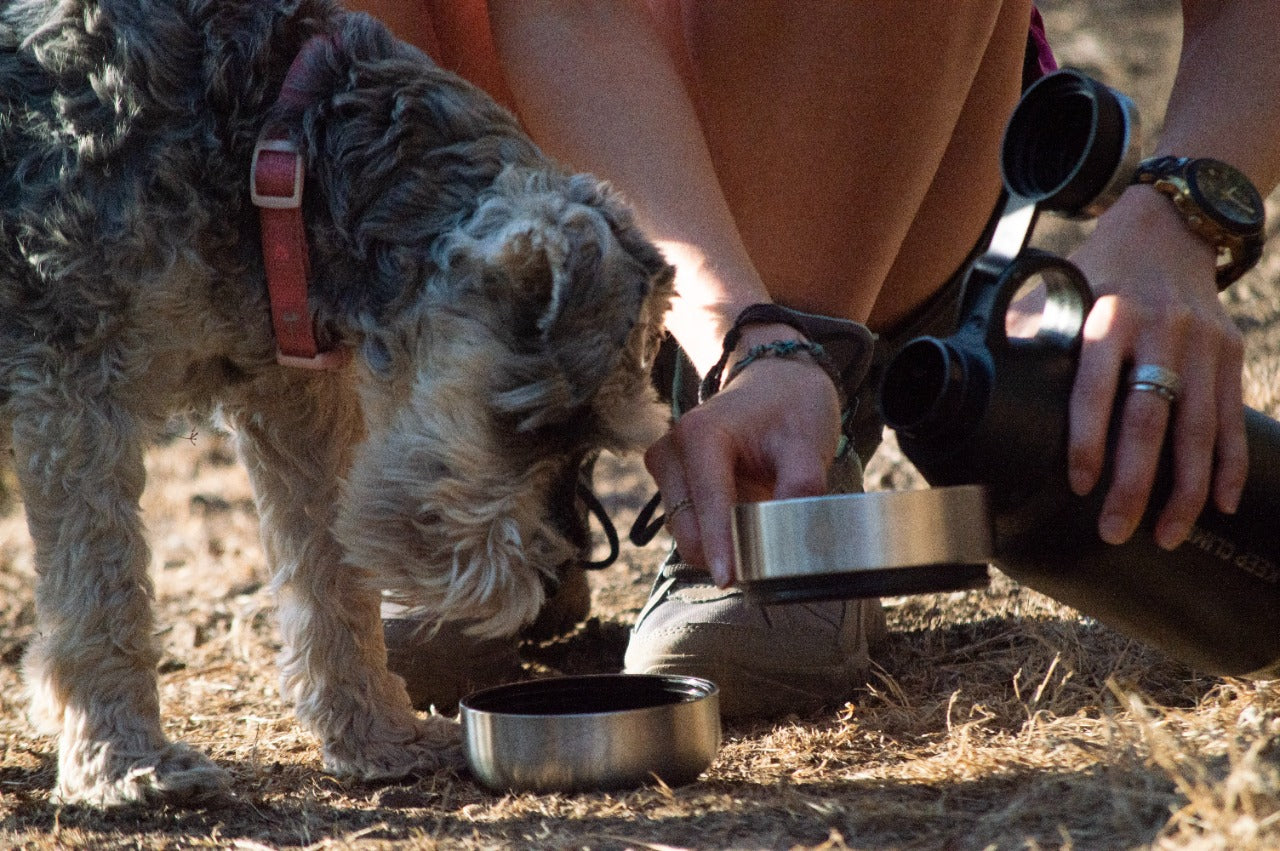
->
[[951, 245, 1093, 355], [953, 67, 1138, 353], [882, 69, 1134, 438], [983, 249, 1094, 352]]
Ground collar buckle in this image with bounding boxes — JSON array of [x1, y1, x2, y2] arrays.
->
[[251, 128, 348, 370], [250, 137, 304, 209]]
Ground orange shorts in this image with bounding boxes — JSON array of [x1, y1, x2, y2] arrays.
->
[[353, 0, 517, 113]]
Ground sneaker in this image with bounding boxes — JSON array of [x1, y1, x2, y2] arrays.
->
[[623, 445, 886, 719], [623, 304, 940, 719], [382, 564, 592, 712], [622, 556, 885, 719], [383, 601, 523, 713]]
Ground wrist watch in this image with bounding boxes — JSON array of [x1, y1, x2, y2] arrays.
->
[[1132, 155, 1267, 289]]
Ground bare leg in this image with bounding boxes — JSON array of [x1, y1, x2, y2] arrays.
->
[[669, 0, 1031, 326]]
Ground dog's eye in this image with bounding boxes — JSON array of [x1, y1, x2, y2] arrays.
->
[[361, 337, 394, 375]]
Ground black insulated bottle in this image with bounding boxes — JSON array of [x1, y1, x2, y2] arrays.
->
[[878, 69, 1280, 678]]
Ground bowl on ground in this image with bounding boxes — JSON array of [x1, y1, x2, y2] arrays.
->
[[460, 673, 720, 793]]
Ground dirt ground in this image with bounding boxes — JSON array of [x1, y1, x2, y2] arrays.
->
[[3, 1, 1280, 848]]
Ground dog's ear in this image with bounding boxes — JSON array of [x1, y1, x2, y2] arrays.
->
[[483, 184, 671, 430], [485, 221, 563, 342]]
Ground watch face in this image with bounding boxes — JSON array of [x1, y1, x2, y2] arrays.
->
[[1187, 159, 1266, 232]]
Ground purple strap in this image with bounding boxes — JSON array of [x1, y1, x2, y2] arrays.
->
[[1029, 7, 1058, 78]]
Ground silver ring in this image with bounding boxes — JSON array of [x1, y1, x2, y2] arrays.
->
[[1129, 363, 1183, 403], [665, 496, 695, 522]]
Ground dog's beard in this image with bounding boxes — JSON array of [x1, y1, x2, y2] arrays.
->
[[336, 352, 665, 640], [336, 376, 574, 639]]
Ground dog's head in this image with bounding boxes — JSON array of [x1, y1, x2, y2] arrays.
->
[[337, 168, 672, 638], [260, 13, 675, 637], [251, 14, 672, 637]]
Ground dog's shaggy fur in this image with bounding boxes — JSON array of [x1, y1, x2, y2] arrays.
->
[[0, 0, 672, 806]]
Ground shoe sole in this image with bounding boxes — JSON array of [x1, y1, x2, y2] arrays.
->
[[632, 652, 871, 719]]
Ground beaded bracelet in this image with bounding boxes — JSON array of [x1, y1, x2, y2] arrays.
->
[[698, 303, 843, 403], [723, 339, 833, 388]]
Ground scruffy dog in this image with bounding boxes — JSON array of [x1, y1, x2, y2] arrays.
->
[[0, 0, 672, 807]]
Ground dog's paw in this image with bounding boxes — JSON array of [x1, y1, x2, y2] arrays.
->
[[55, 741, 231, 809], [324, 714, 464, 781]]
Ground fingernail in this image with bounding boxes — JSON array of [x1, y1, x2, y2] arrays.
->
[[1155, 523, 1188, 552], [1098, 513, 1130, 545], [1069, 467, 1093, 497], [711, 559, 732, 588]]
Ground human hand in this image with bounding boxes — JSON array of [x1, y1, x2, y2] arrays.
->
[[1067, 188, 1247, 551], [643, 330, 842, 586]]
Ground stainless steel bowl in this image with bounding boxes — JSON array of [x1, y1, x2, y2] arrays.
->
[[460, 673, 720, 793], [734, 485, 994, 604]]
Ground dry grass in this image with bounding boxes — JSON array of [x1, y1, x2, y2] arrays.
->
[[6, 440, 1279, 850], [3, 1, 1280, 848]]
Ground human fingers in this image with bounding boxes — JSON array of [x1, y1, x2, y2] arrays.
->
[[1210, 332, 1248, 515], [1067, 295, 1127, 500], [643, 359, 839, 585], [642, 406, 741, 585], [1151, 340, 1216, 550], [1073, 294, 1193, 545], [710, 363, 839, 580], [675, 413, 745, 587], [760, 398, 839, 501], [643, 429, 708, 571], [1150, 316, 1245, 548], [1086, 289, 1245, 548], [1095, 361, 1177, 545], [1070, 188, 1248, 547]]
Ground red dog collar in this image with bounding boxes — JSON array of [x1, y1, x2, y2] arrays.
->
[[251, 34, 349, 370]]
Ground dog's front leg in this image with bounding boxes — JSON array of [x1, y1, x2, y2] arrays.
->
[[228, 372, 461, 781], [11, 399, 229, 807]]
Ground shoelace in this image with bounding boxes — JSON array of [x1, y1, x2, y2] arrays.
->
[[537, 471, 619, 600], [629, 491, 667, 548], [577, 478, 620, 569], [630, 345, 696, 548]]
